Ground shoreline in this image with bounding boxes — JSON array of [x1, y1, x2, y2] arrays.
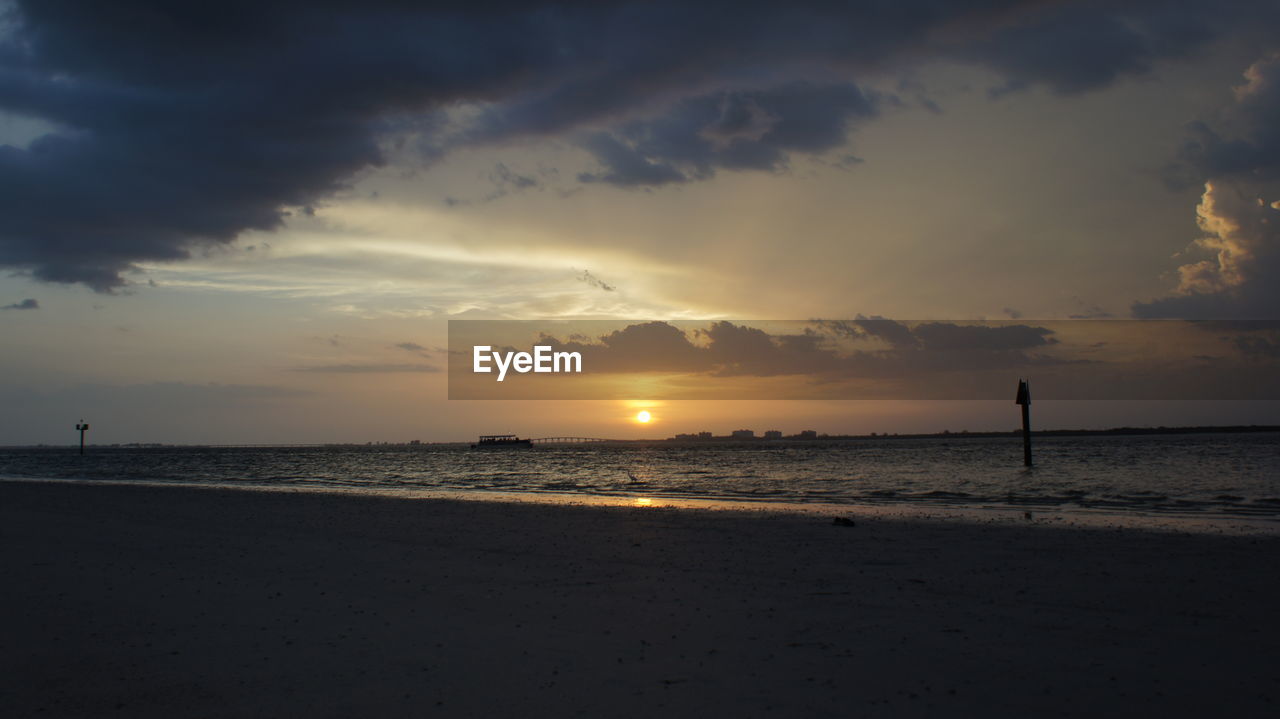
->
[[4, 479, 1278, 717], [5, 423, 1279, 450], [4, 474, 1278, 536]]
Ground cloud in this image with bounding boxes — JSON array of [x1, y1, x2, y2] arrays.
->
[[533, 319, 1065, 378], [576, 82, 879, 186], [575, 132, 687, 187], [1235, 333, 1280, 358], [453, 319, 1280, 399], [577, 269, 615, 292], [820, 317, 918, 349], [292, 363, 439, 373], [2, 297, 37, 309], [1166, 53, 1280, 187], [1069, 305, 1115, 319], [538, 321, 707, 373], [700, 322, 846, 377], [1137, 52, 1280, 319], [393, 341, 442, 359], [1, 0, 1272, 289], [817, 318, 1060, 372], [911, 322, 1057, 351], [63, 381, 308, 404], [471, 162, 541, 203], [1134, 181, 1280, 318], [490, 162, 538, 190], [973, 5, 1204, 98]]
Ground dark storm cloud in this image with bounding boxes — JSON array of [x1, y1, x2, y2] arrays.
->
[[577, 83, 879, 187], [1133, 283, 1280, 320], [2, 297, 37, 309], [1136, 51, 1280, 320], [1165, 53, 1280, 186], [1, 0, 1274, 290], [0, 0, 570, 290], [972, 4, 1208, 98], [575, 133, 686, 187]]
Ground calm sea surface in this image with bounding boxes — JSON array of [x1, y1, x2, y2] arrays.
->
[[3, 433, 1279, 520]]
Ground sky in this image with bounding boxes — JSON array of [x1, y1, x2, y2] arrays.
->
[[2, 0, 1280, 444]]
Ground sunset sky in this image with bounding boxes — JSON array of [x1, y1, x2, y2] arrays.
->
[[2, 0, 1279, 444]]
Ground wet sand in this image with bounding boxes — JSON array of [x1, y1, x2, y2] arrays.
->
[[2, 480, 1277, 717]]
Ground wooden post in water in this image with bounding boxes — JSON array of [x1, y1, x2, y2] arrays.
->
[[1015, 380, 1031, 467], [76, 420, 89, 455]]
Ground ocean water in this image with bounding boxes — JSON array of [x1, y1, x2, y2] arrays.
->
[[3, 432, 1279, 520]]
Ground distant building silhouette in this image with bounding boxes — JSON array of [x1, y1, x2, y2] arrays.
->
[[731, 429, 755, 439], [673, 431, 714, 440], [763, 430, 782, 440], [797, 429, 817, 439]]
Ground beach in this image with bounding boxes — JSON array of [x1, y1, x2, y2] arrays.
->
[[3, 480, 1277, 717]]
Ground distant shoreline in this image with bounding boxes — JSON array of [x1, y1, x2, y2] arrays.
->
[[3, 423, 1279, 449], [662, 423, 1280, 443]]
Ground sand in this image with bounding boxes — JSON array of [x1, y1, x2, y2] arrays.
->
[[2, 480, 1277, 718]]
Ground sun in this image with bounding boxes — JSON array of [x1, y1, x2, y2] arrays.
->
[[635, 410, 652, 424]]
